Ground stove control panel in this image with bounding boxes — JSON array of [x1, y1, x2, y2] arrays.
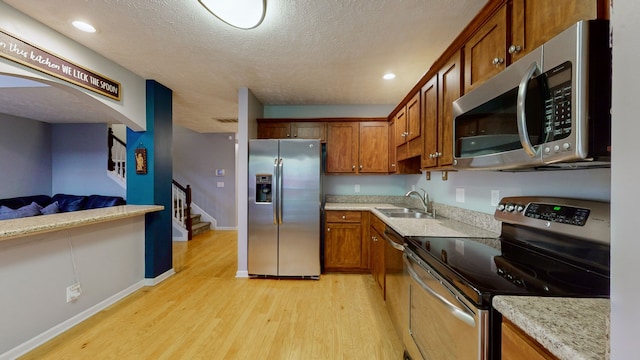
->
[[494, 196, 610, 245], [524, 203, 590, 226]]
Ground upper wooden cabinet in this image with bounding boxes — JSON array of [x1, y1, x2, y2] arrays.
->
[[257, 121, 326, 141], [464, 4, 508, 92], [510, 0, 599, 63], [464, 0, 600, 92], [395, 92, 422, 161], [326, 121, 389, 174], [422, 51, 462, 169]]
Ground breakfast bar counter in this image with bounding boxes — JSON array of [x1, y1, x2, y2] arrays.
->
[[0, 205, 164, 241]]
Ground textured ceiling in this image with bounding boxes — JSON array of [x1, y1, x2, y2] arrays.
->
[[0, 0, 487, 133]]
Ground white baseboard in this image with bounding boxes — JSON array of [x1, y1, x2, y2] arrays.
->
[[1, 270, 175, 360], [143, 268, 175, 286], [236, 270, 249, 278]]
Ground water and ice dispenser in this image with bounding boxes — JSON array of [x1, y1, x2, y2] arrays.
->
[[255, 174, 272, 203]]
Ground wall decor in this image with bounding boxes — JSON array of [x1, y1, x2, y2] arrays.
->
[[135, 147, 147, 174]]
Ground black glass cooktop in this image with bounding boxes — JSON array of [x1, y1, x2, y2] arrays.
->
[[405, 233, 610, 308]]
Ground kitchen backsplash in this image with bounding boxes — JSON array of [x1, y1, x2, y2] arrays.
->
[[325, 194, 501, 234]]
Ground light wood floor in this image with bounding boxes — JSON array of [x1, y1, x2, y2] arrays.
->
[[22, 230, 403, 359]]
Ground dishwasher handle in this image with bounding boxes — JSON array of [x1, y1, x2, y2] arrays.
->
[[404, 252, 476, 327], [383, 228, 405, 251]]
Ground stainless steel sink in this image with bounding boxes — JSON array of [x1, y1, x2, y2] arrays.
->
[[375, 207, 434, 219]]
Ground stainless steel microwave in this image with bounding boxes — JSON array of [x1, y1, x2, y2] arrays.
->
[[452, 20, 611, 171]]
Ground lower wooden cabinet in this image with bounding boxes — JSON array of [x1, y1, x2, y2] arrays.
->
[[369, 214, 385, 295], [502, 319, 558, 360], [324, 210, 369, 272]]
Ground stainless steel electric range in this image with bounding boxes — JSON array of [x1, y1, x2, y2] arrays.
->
[[402, 196, 610, 360]]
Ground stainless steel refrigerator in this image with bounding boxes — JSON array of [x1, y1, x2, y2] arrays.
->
[[248, 139, 321, 278]]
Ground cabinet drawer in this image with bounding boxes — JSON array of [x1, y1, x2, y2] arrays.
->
[[325, 210, 362, 223]]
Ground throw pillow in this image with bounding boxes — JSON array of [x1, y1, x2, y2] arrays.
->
[[0, 202, 42, 220], [40, 201, 61, 215]]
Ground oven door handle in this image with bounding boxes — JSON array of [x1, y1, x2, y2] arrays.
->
[[404, 253, 476, 327], [382, 229, 405, 251]]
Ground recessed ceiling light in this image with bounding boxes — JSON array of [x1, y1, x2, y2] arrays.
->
[[198, 0, 266, 30], [383, 73, 396, 80], [72, 20, 96, 33]]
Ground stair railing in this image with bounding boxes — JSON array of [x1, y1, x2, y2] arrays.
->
[[172, 180, 193, 240], [108, 128, 126, 181]]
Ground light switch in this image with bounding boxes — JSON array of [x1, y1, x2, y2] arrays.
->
[[217, 182, 224, 188], [354, 184, 360, 193], [456, 188, 465, 203]]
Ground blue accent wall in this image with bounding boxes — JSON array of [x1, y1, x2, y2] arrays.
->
[[127, 80, 173, 279]]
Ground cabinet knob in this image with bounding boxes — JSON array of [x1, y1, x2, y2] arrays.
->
[[359, 165, 363, 169], [508, 44, 522, 54], [327, 227, 331, 232], [352, 165, 356, 171], [287, 134, 290, 138], [342, 215, 346, 220], [492, 57, 504, 66]]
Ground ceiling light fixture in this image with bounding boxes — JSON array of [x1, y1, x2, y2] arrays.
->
[[383, 73, 396, 80], [198, 0, 266, 30], [72, 20, 96, 33]]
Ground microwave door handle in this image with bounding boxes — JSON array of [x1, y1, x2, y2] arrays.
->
[[517, 62, 541, 158]]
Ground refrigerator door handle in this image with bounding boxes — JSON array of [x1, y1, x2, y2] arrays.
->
[[278, 158, 284, 224], [273, 158, 278, 225]]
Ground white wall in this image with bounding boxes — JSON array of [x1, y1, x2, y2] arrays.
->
[[0, 114, 52, 198], [0, 218, 145, 358], [173, 126, 237, 228], [408, 168, 611, 215], [51, 123, 126, 198], [0, 2, 146, 131], [610, 1, 639, 357], [236, 88, 263, 277]]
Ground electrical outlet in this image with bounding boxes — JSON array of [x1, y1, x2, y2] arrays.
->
[[411, 185, 416, 191], [354, 184, 360, 193], [456, 188, 465, 203], [66, 283, 82, 303], [491, 190, 500, 206]]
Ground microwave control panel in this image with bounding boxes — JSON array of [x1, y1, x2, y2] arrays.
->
[[543, 61, 573, 141]]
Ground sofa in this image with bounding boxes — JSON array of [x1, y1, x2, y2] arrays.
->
[[0, 194, 126, 220]]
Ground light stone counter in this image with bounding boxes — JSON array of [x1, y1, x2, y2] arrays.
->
[[493, 296, 610, 360], [324, 202, 500, 239], [0, 205, 164, 241]]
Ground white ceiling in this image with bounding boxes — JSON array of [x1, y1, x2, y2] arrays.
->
[[0, 0, 487, 133]]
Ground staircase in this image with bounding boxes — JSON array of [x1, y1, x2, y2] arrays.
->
[[109, 127, 212, 240], [190, 212, 211, 237]]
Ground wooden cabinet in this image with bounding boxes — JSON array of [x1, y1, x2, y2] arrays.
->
[[464, 4, 508, 92], [422, 51, 461, 169], [369, 214, 386, 295], [324, 211, 369, 272], [257, 121, 326, 141], [395, 92, 422, 161], [502, 319, 558, 360], [326, 121, 389, 174], [388, 118, 397, 172], [510, 0, 599, 63], [464, 0, 600, 93]]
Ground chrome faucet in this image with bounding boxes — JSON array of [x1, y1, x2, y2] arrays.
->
[[404, 188, 433, 216]]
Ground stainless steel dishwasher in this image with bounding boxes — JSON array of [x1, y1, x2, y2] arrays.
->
[[382, 227, 420, 359]]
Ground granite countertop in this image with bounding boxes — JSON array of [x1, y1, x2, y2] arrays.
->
[[493, 296, 610, 360], [0, 205, 164, 241], [324, 202, 500, 239]]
